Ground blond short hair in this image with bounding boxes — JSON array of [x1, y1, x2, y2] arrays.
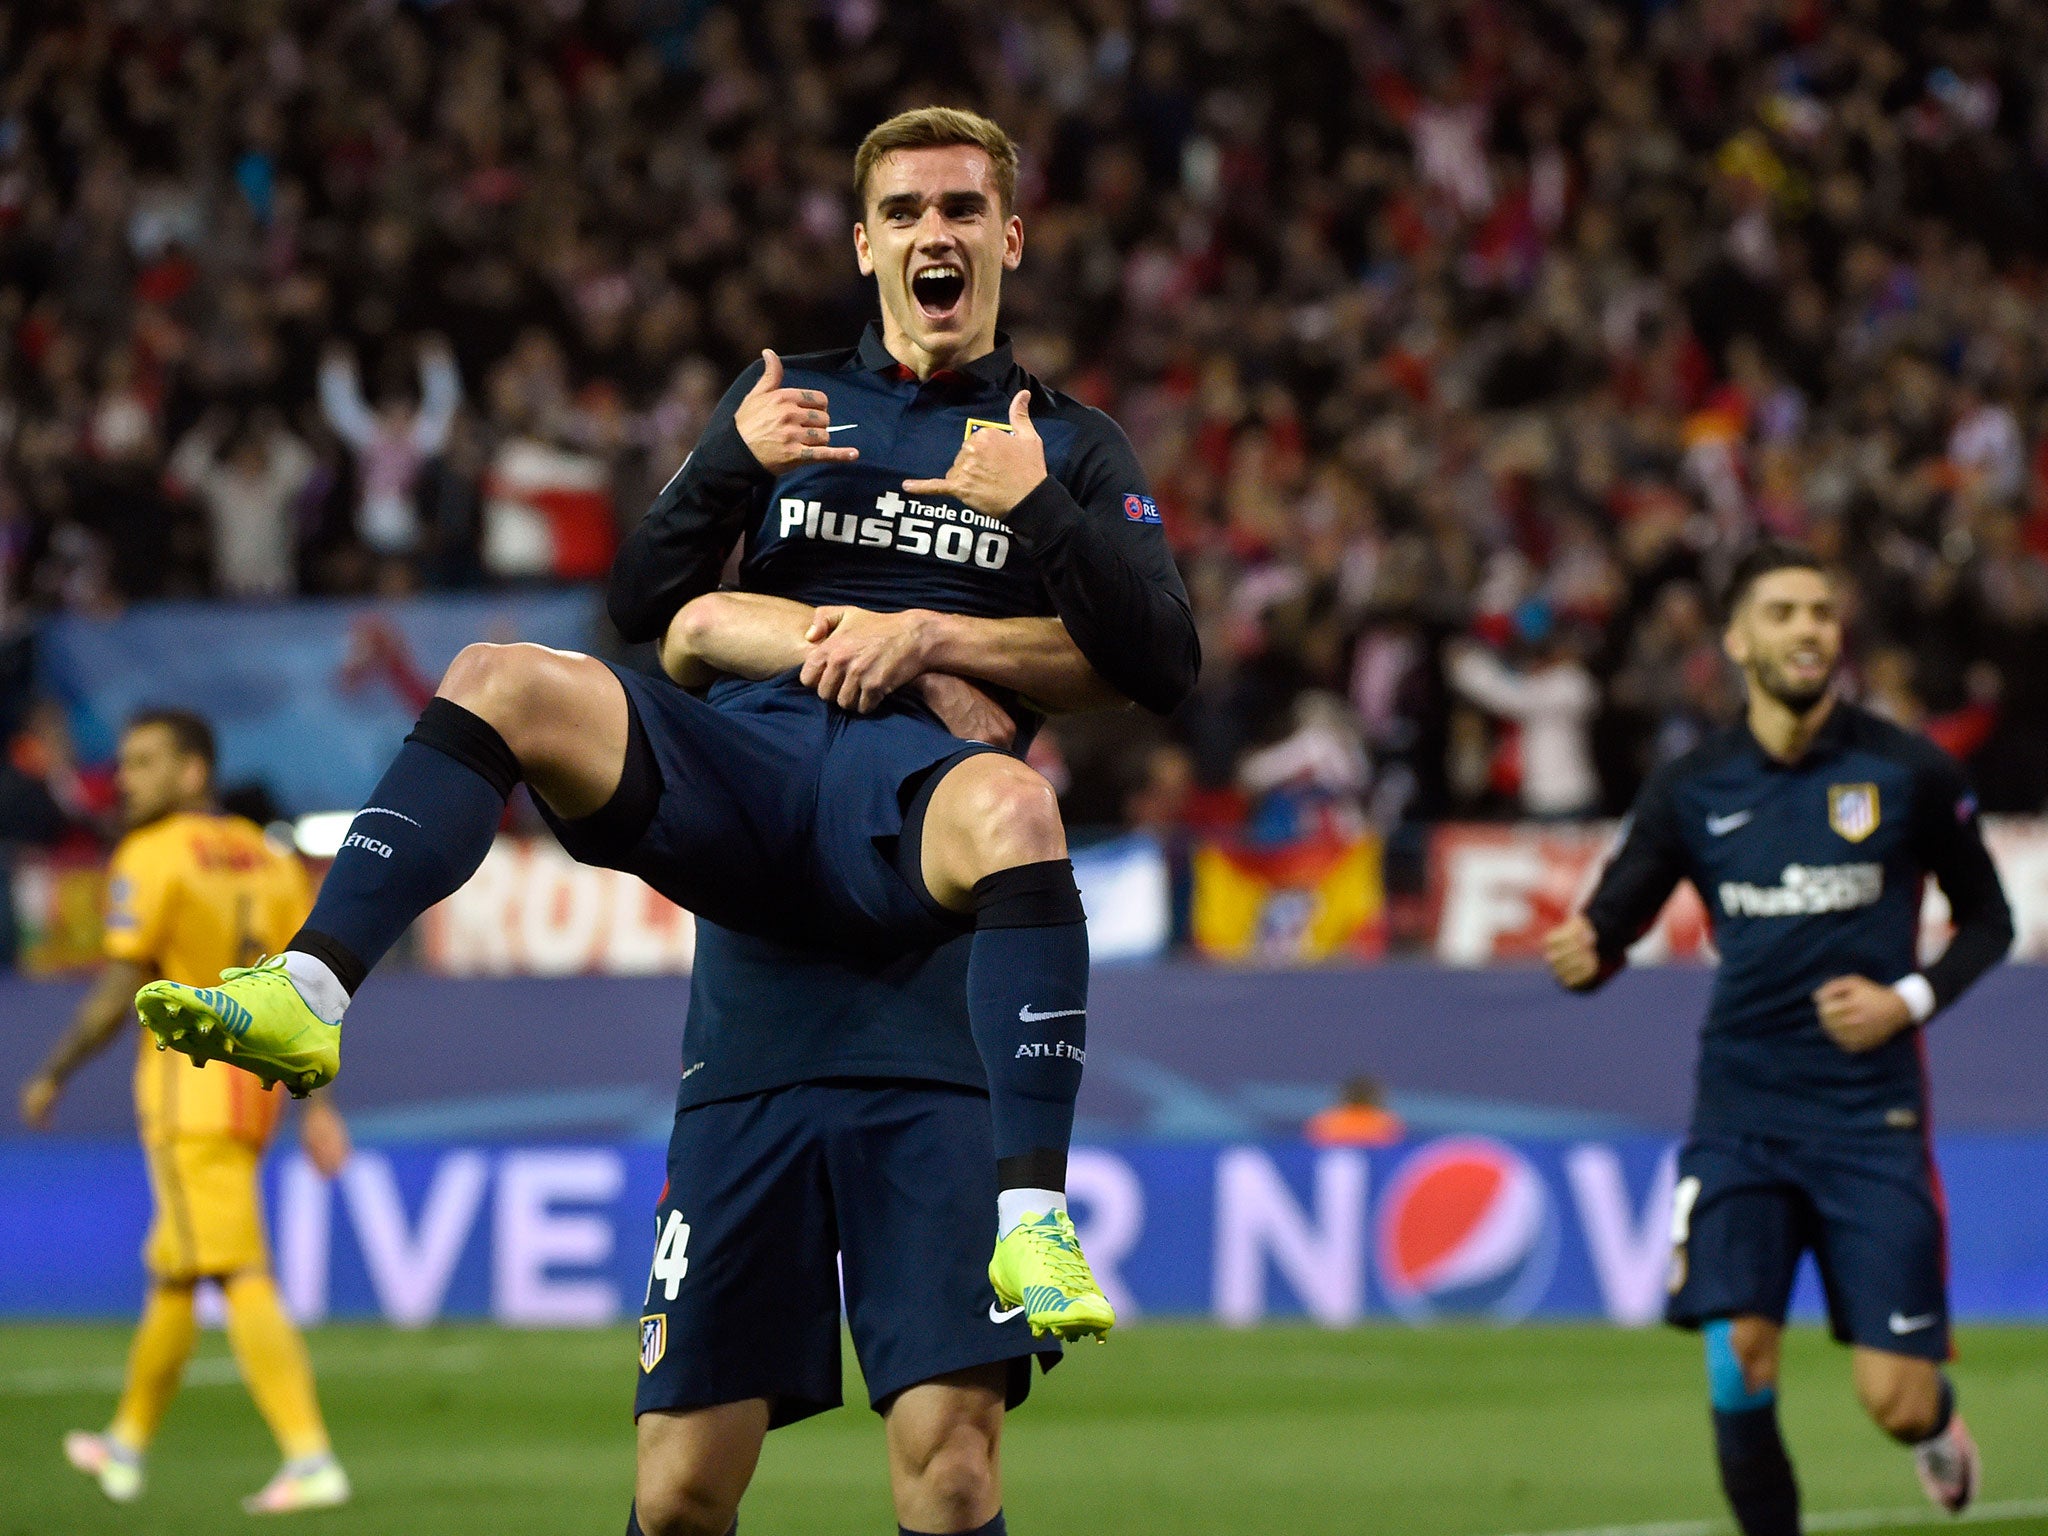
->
[[854, 106, 1019, 214]]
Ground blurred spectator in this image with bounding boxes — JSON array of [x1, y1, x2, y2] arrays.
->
[[1446, 628, 1600, 819], [168, 410, 315, 599], [1305, 1076, 1406, 1148], [319, 338, 461, 563]]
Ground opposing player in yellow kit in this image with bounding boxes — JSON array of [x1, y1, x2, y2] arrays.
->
[[18, 710, 352, 1514]]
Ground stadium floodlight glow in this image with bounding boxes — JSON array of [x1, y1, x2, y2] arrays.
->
[[293, 812, 356, 860]]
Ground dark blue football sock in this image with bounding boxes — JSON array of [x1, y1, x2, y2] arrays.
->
[[626, 1506, 735, 1535], [902, 1514, 1003, 1536], [1705, 1322, 1798, 1536], [968, 860, 1088, 1194], [1713, 1405, 1800, 1536], [291, 699, 520, 994]]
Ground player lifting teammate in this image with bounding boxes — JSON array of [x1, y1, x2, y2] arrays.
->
[[134, 108, 1198, 1535], [1546, 544, 2012, 1532]]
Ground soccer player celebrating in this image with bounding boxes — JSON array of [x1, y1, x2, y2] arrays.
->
[[134, 107, 1197, 1533], [1545, 544, 2011, 1533], [18, 711, 351, 1514]]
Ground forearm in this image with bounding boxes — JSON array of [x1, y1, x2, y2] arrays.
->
[[661, 591, 813, 687], [37, 961, 145, 1085], [1003, 478, 1200, 715], [921, 612, 1128, 713]]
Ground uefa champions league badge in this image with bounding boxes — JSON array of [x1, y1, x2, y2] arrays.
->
[[639, 1314, 667, 1373], [1123, 494, 1161, 524]]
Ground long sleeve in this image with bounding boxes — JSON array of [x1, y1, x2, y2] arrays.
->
[[1580, 762, 1691, 977], [1002, 407, 1199, 716], [608, 360, 771, 643], [1911, 751, 2013, 1012], [318, 357, 377, 452]]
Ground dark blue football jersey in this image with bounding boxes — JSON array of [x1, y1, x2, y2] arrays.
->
[[610, 324, 1197, 719], [1581, 703, 2012, 1138]]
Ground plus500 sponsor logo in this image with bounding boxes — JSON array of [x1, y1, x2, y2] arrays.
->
[[778, 492, 1012, 569], [1719, 862, 1882, 918]]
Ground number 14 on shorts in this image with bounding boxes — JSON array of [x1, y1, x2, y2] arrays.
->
[[645, 1210, 692, 1304]]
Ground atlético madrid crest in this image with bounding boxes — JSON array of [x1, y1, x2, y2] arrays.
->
[[1829, 783, 1880, 843], [640, 1314, 667, 1373]]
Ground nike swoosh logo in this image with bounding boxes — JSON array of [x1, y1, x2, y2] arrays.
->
[[825, 423, 858, 433], [358, 807, 423, 828], [1017, 1005, 1086, 1024], [1707, 811, 1754, 836], [989, 1302, 1026, 1324], [1889, 1310, 1939, 1334]]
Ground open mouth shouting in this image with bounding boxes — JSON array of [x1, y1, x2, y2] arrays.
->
[[910, 262, 968, 323]]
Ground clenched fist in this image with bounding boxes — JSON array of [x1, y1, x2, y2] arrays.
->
[[901, 389, 1046, 518], [736, 350, 860, 475], [1544, 915, 1603, 990], [1813, 975, 1911, 1053]]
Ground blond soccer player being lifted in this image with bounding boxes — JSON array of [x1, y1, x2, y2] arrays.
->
[[20, 710, 351, 1514]]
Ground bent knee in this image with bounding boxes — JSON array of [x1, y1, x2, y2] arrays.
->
[[942, 758, 1066, 865], [1860, 1374, 1940, 1441], [439, 643, 583, 747], [633, 1477, 738, 1536], [899, 1434, 999, 1528]]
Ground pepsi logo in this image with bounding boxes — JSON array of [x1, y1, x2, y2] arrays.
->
[[1375, 1137, 1559, 1324]]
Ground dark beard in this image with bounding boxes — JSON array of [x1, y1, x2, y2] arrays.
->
[[1757, 656, 1834, 715]]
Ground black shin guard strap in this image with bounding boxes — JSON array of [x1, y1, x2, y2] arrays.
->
[[406, 698, 522, 800], [971, 860, 1085, 928]]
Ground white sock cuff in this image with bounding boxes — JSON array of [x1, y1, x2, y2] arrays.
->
[[281, 952, 350, 1026], [998, 1186, 1067, 1238]]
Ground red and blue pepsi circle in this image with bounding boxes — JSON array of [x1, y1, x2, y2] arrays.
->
[[1375, 1137, 1560, 1324]]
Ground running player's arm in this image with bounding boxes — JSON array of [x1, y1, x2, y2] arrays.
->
[[19, 838, 169, 1127], [1548, 764, 1691, 991], [1904, 749, 2013, 1018], [19, 960, 150, 1128]]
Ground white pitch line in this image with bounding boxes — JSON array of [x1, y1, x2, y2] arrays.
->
[[1490, 1497, 2048, 1536], [0, 1342, 490, 1397]]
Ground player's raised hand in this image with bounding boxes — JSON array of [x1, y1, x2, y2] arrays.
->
[[735, 350, 859, 475], [1543, 915, 1603, 990], [1813, 975, 1911, 1052], [801, 605, 938, 713], [901, 389, 1046, 518]]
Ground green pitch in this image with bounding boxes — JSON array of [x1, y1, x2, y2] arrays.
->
[[3, 1323, 2045, 1535]]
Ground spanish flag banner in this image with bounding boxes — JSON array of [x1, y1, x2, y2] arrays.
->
[[1190, 834, 1387, 962]]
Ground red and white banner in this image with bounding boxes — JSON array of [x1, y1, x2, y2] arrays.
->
[[417, 838, 695, 976]]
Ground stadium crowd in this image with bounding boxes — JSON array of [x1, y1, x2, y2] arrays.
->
[[5, 0, 2048, 835]]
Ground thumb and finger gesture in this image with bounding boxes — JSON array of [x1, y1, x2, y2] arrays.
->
[[737, 350, 859, 475], [901, 390, 1045, 519]]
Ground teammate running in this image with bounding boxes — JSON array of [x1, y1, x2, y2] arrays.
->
[[133, 106, 1196, 1531], [1545, 543, 2011, 1533], [19, 710, 351, 1514]]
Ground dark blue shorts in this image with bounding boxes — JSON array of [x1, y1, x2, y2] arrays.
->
[[634, 1081, 1059, 1427], [1666, 1131, 1951, 1360], [543, 668, 992, 956]]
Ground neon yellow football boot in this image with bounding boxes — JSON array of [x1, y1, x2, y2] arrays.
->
[[135, 956, 339, 1098], [989, 1209, 1116, 1342]]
